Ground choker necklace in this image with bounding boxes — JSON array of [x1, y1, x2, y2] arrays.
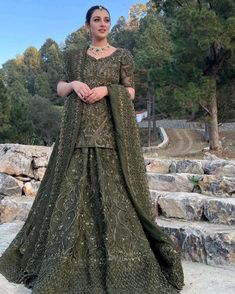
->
[[88, 43, 111, 55]]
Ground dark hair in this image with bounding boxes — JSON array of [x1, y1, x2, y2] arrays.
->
[[85, 5, 110, 24]]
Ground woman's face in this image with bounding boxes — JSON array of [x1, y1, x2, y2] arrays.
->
[[87, 9, 111, 40]]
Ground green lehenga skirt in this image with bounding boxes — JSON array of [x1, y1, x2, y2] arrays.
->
[[0, 147, 180, 293]]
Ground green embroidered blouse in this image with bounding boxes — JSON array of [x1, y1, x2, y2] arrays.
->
[[60, 48, 135, 148]]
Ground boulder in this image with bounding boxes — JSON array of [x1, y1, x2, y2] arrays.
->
[[146, 159, 171, 173], [23, 180, 41, 197], [214, 164, 235, 177], [203, 153, 221, 161], [157, 218, 235, 265], [204, 198, 235, 225], [154, 191, 205, 221], [169, 160, 204, 174], [33, 156, 49, 169], [198, 175, 235, 197], [33, 167, 46, 181], [151, 190, 235, 225], [0, 196, 33, 224], [147, 173, 195, 192], [0, 173, 22, 197], [0, 144, 52, 178], [202, 160, 235, 177], [0, 150, 33, 177]]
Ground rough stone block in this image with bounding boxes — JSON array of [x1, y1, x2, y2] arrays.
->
[[0, 173, 22, 197], [23, 180, 41, 197], [147, 173, 194, 192], [169, 160, 204, 175], [157, 218, 235, 265], [146, 159, 171, 173], [0, 196, 33, 224], [199, 175, 235, 197]]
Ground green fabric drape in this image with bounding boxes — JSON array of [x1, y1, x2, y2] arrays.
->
[[0, 48, 184, 291], [107, 84, 184, 290]]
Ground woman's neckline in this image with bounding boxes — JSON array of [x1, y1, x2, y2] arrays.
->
[[86, 47, 121, 61]]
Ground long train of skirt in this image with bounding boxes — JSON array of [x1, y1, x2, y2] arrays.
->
[[0, 147, 180, 293]]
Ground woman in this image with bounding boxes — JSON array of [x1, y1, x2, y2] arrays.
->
[[0, 5, 184, 294]]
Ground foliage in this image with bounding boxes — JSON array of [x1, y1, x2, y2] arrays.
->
[[134, 13, 173, 103], [28, 95, 62, 145], [7, 95, 35, 144], [0, 80, 12, 141], [40, 39, 64, 97], [1, 1, 234, 145], [64, 26, 90, 51], [188, 175, 203, 193], [151, 0, 235, 149]]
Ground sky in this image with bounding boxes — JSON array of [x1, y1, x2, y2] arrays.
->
[[0, 0, 147, 67]]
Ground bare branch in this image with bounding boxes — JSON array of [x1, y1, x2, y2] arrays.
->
[[175, 0, 183, 7], [199, 102, 211, 116]]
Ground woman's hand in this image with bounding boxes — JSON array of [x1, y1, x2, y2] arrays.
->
[[71, 81, 91, 100], [84, 86, 108, 104], [57, 80, 91, 99], [127, 87, 135, 100]]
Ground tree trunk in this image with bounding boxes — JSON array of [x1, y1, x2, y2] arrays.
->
[[147, 91, 151, 147], [208, 77, 220, 150], [152, 95, 157, 135], [204, 122, 210, 142]]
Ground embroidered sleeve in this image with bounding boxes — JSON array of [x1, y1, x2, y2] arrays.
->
[[59, 49, 83, 82], [120, 49, 135, 88]]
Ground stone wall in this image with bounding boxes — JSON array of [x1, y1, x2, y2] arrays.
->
[[0, 143, 52, 223]]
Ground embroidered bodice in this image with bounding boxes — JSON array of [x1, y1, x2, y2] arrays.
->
[[60, 48, 135, 148]]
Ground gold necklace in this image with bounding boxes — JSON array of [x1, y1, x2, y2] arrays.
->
[[88, 43, 111, 55]]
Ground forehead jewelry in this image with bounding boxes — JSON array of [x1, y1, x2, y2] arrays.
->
[[99, 6, 103, 10]]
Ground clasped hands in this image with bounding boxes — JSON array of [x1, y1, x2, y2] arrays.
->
[[71, 81, 107, 104]]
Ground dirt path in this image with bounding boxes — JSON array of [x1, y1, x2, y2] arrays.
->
[[157, 128, 208, 158]]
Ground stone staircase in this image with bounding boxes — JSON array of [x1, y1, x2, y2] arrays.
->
[[145, 155, 235, 266], [0, 144, 235, 269]]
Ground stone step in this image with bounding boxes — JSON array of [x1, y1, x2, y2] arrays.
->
[[145, 157, 235, 177], [147, 173, 235, 197], [147, 173, 194, 192], [156, 217, 235, 266], [0, 196, 33, 224], [150, 190, 235, 225]]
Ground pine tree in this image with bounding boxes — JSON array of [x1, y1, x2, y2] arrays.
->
[[0, 80, 12, 142], [153, 0, 235, 150]]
